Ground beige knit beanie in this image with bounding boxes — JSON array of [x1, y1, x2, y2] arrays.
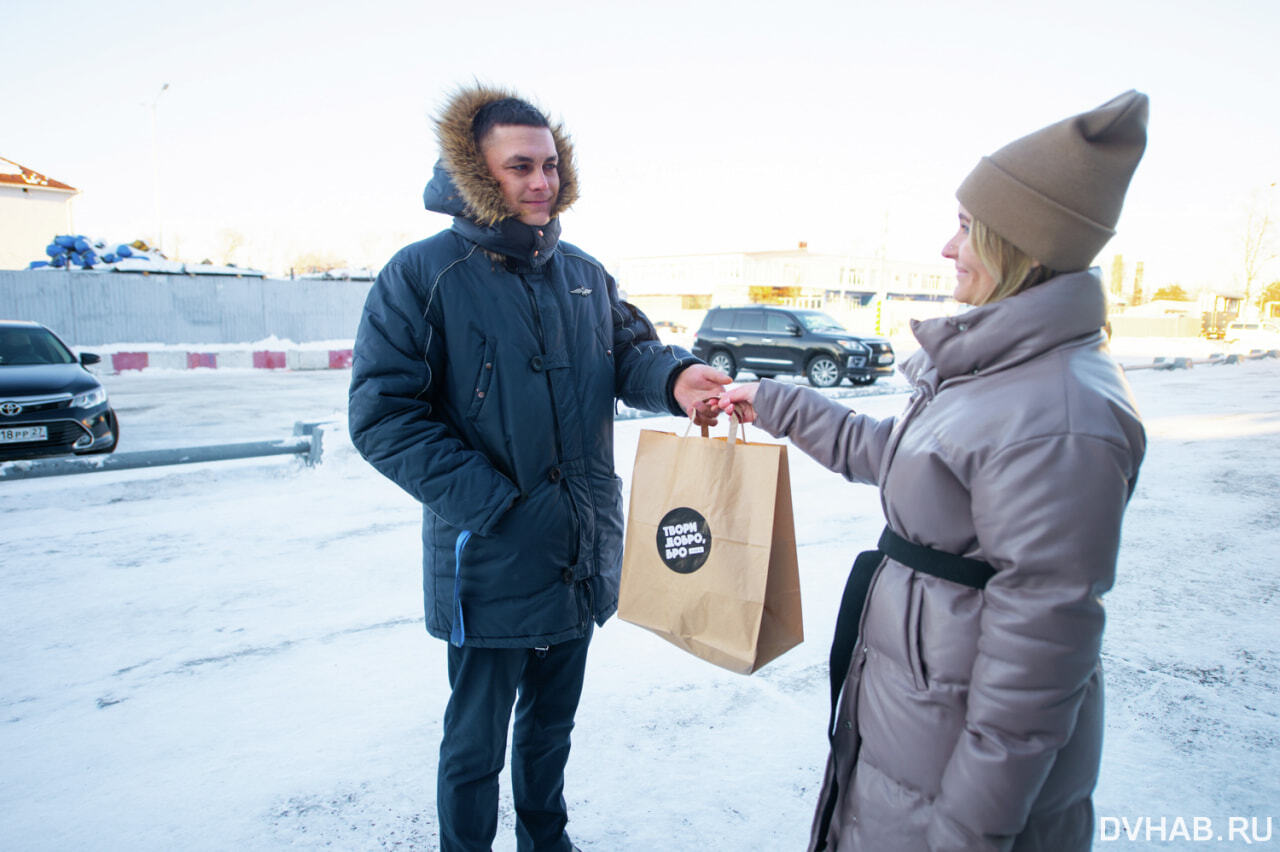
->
[[956, 89, 1149, 271]]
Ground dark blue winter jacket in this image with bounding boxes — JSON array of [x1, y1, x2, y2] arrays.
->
[[349, 165, 698, 647]]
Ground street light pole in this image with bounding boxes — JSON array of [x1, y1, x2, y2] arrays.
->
[[148, 82, 170, 254]]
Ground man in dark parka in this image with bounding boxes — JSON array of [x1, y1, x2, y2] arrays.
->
[[348, 84, 728, 851]]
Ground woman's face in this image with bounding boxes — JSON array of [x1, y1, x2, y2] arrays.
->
[[942, 205, 997, 305]]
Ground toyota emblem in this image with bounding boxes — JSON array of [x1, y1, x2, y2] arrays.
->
[[0, 402, 22, 416]]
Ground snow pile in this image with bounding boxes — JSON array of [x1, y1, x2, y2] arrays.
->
[[296, 268, 377, 281]]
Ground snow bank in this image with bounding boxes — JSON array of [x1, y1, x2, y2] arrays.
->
[[1, 362, 1277, 850]]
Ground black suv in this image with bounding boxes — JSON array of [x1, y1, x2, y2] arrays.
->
[[691, 306, 895, 387], [0, 320, 118, 460]]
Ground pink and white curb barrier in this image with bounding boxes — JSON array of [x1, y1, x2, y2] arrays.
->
[[97, 348, 355, 373]]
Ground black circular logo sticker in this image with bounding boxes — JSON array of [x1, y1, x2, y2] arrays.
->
[[656, 507, 712, 574]]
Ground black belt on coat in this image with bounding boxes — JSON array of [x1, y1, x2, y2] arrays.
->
[[814, 525, 995, 850]]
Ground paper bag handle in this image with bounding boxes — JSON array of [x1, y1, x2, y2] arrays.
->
[[684, 411, 741, 449]]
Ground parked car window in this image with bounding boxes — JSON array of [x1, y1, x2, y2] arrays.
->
[[797, 311, 847, 333], [765, 313, 795, 333], [0, 329, 75, 366], [732, 310, 765, 332]]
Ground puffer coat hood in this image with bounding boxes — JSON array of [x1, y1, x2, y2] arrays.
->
[[424, 83, 579, 226], [752, 271, 1146, 851]]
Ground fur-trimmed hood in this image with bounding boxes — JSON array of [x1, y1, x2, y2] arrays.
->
[[424, 84, 579, 226]]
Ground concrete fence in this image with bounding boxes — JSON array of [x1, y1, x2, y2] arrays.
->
[[1109, 314, 1203, 338], [0, 269, 374, 346], [6, 268, 1220, 350]]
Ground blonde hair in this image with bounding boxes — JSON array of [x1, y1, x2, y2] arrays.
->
[[969, 218, 1057, 305]]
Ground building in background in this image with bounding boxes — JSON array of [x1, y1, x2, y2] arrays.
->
[[615, 242, 956, 337], [0, 157, 78, 271]]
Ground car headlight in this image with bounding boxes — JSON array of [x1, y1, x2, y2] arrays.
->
[[837, 339, 869, 353], [72, 386, 108, 408]]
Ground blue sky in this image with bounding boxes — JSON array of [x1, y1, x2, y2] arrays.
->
[[5, 0, 1278, 289]]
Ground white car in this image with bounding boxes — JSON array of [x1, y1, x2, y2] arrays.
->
[[1225, 321, 1280, 350]]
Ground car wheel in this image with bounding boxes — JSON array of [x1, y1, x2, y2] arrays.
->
[[708, 350, 737, 380], [848, 375, 876, 386], [806, 355, 841, 388]]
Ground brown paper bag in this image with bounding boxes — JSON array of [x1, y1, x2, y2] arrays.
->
[[618, 418, 803, 674]]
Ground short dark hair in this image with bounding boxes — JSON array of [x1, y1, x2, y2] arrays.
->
[[472, 97, 550, 148]]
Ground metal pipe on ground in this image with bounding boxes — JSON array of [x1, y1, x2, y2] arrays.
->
[[0, 422, 325, 481], [1122, 349, 1277, 371]]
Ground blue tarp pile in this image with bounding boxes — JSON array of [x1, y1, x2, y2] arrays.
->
[[26, 235, 264, 277], [30, 236, 163, 270]]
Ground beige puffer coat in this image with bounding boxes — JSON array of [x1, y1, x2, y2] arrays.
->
[[752, 271, 1145, 852]]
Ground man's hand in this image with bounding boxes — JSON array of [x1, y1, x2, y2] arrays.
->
[[673, 364, 732, 426]]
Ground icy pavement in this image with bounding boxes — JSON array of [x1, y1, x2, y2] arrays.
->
[[1, 360, 1277, 850]]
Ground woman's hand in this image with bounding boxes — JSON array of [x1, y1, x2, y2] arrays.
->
[[717, 382, 760, 424]]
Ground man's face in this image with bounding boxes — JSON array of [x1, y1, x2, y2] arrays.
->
[[480, 124, 560, 226]]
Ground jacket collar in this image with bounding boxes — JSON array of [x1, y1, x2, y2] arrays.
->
[[424, 160, 560, 270], [452, 214, 561, 271], [904, 270, 1108, 384]]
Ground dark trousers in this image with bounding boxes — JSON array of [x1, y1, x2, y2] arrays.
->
[[437, 626, 592, 852]]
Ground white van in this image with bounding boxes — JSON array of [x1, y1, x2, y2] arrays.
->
[[1225, 321, 1280, 349]]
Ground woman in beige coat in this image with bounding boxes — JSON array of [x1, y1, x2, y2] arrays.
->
[[720, 91, 1149, 851]]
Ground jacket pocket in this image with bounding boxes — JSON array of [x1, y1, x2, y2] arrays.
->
[[906, 573, 928, 690], [589, 323, 617, 408], [465, 336, 497, 420], [594, 322, 615, 364]]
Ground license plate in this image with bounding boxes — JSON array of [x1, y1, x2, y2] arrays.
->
[[878, 353, 894, 364], [0, 425, 47, 443]]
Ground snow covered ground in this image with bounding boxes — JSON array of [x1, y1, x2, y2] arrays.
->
[[2, 356, 1277, 850]]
